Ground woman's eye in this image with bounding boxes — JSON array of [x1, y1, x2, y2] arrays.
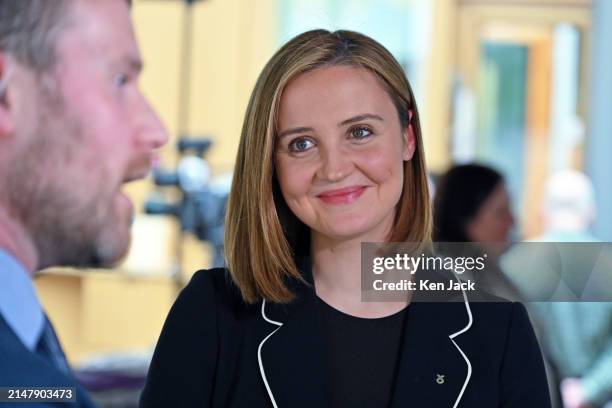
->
[[288, 138, 315, 153], [350, 126, 372, 140]]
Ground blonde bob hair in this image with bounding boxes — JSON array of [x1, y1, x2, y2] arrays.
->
[[225, 29, 432, 304]]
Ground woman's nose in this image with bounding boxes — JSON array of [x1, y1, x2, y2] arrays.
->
[[317, 145, 355, 182]]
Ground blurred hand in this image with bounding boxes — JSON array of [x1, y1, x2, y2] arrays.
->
[[561, 378, 591, 408]]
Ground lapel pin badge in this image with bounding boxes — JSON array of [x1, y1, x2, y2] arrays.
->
[[436, 374, 445, 385]]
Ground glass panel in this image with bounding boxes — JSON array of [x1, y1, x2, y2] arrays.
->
[[278, 0, 429, 99], [476, 42, 528, 235]]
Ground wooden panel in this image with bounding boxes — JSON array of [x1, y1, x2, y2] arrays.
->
[[523, 36, 553, 238], [422, 0, 458, 172], [457, 2, 591, 89], [80, 273, 176, 351], [35, 270, 177, 364], [35, 274, 83, 364], [459, 0, 591, 6], [455, 1, 591, 239]]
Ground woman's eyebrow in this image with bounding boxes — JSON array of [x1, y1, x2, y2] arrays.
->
[[277, 126, 314, 139], [339, 113, 384, 126], [277, 113, 383, 139]]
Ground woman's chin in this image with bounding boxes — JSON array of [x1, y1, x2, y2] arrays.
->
[[313, 220, 389, 243]]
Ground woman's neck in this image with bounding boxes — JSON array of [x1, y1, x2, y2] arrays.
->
[[311, 230, 408, 318], [312, 235, 362, 298]]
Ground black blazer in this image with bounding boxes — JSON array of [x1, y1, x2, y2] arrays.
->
[[141, 263, 551, 408]]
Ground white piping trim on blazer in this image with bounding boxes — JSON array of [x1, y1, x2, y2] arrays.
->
[[448, 275, 474, 408], [257, 283, 474, 408], [258, 299, 283, 408]]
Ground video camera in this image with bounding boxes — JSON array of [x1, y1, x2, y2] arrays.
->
[[145, 136, 230, 268]]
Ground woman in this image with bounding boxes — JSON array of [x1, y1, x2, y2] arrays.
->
[[433, 164, 563, 407], [433, 164, 514, 245], [432, 164, 521, 300], [140, 30, 550, 407]]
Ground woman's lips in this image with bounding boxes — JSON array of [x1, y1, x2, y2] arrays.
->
[[317, 186, 367, 205]]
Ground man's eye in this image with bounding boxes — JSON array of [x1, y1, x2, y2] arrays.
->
[[350, 126, 372, 140], [114, 73, 129, 87], [288, 138, 315, 152]]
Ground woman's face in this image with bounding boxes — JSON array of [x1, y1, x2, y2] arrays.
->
[[466, 183, 515, 244], [275, 65, 415, 242]]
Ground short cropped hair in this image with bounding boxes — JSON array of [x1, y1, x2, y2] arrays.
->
[[225, 29, 432, 304], [0, 0, 132, 72], [0, 0, 72, 71]]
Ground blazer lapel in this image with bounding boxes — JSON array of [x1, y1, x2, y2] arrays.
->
[[257, 253, 330, 408], [390, 266, 473, 408], [258, 294, 330, 408]]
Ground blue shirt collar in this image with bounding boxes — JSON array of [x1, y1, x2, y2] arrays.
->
[[0, 248, 45, 351]]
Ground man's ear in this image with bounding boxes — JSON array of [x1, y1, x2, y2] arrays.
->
[[0, 52, 15, 136], [402, 111, 416, 161]]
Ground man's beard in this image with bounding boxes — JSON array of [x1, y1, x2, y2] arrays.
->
[[3, 90, 131, 270]]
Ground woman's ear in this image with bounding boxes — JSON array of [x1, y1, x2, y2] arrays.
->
[[402, 111, 415, 161]]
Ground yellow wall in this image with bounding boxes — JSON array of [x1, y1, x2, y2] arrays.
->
[[133, 0, 279, 175], [36, 271, 176, 364], [421, 0, 457, 172]]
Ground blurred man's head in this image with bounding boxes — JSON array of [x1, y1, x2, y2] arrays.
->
[[543, 170, 596, 232], [0, 0, 168, 271]]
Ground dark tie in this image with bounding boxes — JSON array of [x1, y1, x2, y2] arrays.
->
[[36, 316, 73, 377]]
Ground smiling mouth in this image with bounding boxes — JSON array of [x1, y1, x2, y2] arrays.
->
[[317, 186, 368, 205]]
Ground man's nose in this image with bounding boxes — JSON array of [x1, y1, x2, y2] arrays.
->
[[136, 98, 170, 150]]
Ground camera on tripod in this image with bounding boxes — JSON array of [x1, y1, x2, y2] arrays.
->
[[145, 136, 229, 268]]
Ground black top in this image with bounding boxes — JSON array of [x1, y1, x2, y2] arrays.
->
[[317, 298, 408, 408]]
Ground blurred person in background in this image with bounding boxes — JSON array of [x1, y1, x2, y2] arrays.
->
[[433, 163, 564, 407], [0, 0, 167, 406], [432, 163, 520, 300], [530, 170, 612, 408], [539, 170, 597, 243]]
